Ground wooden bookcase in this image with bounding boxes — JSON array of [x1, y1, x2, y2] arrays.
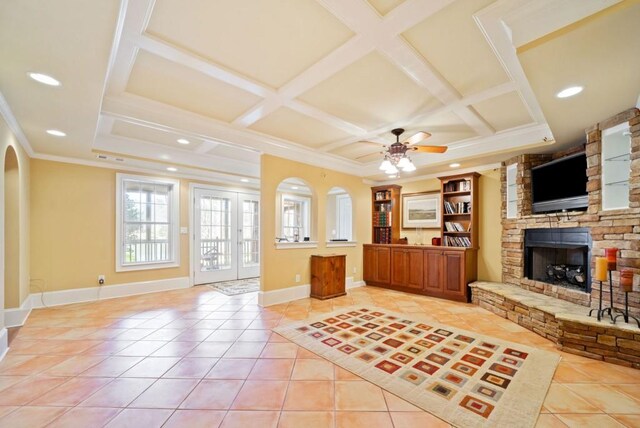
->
[[439, 173, 479, 248], [371, 185, 402, 244]]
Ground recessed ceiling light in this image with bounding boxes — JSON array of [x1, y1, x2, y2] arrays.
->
[[166, 167, 177, 172], [240, 178, 249, 183], [28, 72, 61, 86], [556, 86, 583, 98], [46, 129, 66, 137], [177, 138, 190, 145], [449, 163, 461, 168], [292, 186, 299, 190]]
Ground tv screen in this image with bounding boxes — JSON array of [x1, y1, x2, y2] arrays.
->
[[531, 152, 588, 213]]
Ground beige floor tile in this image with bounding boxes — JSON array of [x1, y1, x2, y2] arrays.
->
[[231, 380, 288, 410], [163, 410, 226, 428], [278, 411, 334, 428], [79, 377, 155, 408], [163, 357, 218, 378], [205, 358, 256, 379], [535, 414, 569, 428], [31, 376, 112, 406], [0, 376, 69, 406], [220, 411, 279, 428], [291, 358, 335, 380], [260, 342, 299, 358], [382, 391, 422, 411], [335, 381, 387, 411], [180, 380, 244, 409], [555, 414, 626, 428], [335, 411, 394, 428], [610, 414, 640, 427], [0, 406, 69, 428], [249, 358, 295, 380], [104, 408, 173, 428], [47, 407, 121, 428], [121, 356, 181, 378], [564, 384, 640, 413], [390, 411, 450, 427], [543, 384, 602, 414], [283, 380, 335, 410], [129, 378, 198, 409]]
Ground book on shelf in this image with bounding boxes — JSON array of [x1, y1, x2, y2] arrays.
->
[[444, 236, 471, 247], [443, 180, 471, 193], [443, 201, 471, 214], [373, 211, 392, 227], [444, 221, 466, 232]]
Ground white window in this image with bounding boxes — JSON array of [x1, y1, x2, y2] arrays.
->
[[281, 194, 310, 241], [335, 194, 353, 240], [116, 174, 180, 271]]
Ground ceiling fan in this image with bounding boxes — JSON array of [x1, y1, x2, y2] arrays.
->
[[360, 128, 447, 175]]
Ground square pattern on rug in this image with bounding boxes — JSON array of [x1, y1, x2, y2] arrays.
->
[[274, 306, 560, 428]]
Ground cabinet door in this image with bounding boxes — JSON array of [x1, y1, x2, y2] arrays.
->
[[423, 249, 443, 293], [443, 251, 465, 299], [391, 248, 407, 287], [406, 249, 424, 289], [375, 247, 391, 284], [363, 246, 376, 283]]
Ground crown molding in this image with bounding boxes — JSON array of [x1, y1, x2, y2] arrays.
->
[[0, 90, 34, 157]]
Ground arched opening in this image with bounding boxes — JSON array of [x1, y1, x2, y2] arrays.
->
[[4, 146, 20, 309], [275, 178, 315, 242], [326, 187, 354, 242]]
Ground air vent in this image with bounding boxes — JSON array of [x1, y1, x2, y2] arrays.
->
[[96, 154, 108, 160], [115, 158, 124, 162]]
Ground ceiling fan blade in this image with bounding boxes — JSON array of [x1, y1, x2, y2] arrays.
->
[[412, 145, 447, 153], [404, 131, 431, 145]]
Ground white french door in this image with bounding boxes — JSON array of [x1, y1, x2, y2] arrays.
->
[[194, 188, 259, 284]]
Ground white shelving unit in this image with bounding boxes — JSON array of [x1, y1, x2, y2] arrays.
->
[[506, 163, 517, 219], [602, 122, 631, 210]]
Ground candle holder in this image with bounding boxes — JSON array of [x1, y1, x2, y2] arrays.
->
[[613, 269, 640, 328], [600, 268, 625, 321], [589, 257, 610, 321], [588, 280, 604, 321]]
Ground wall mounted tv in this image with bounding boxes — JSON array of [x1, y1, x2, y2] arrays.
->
[[531, 151, 588, 213]]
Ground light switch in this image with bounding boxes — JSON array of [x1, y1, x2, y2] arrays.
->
[[180, 227, 188, 234]]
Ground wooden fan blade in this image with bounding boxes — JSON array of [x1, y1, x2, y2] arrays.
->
[[412, 145, 447, 153], [404, 131, 431, 145]]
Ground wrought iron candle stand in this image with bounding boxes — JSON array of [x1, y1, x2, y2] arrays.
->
[[613, 268, 640, 328], [588, 279, 605, 321]]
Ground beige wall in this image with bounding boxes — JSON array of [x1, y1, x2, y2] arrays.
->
[[394, 168, 503, 282], [4, 147, 19, 308], [0, 116, 30, 317], [260, 155, 370, 292], [30, 159, 195, 292]]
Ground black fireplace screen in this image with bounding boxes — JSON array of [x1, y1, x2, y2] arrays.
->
[[524, 228, 592, 292]]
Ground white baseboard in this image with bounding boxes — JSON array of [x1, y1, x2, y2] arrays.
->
[[4, 297, 33, 328], [29, 276, 190, 310], [0, 328, 8, 362], [258, 277, 365, 307]]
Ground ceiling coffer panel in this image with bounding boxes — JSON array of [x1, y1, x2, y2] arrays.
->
[[249, 107, 352, 148], [402, 0, 509, 97], [298, 52, 442, 129], [471, 91, 533, 132], [111, 120, 201, 149], [367, 0, 406, 16], [146, 0, 353, 88], [126, 50, 262, 123]]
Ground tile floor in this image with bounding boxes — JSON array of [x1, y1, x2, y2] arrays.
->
[[0, 285, 639, 427]]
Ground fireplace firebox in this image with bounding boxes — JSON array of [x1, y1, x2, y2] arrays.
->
[[524, 227, 592, 292]]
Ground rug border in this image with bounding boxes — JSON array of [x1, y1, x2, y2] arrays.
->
[[273, 304, 560, 428]]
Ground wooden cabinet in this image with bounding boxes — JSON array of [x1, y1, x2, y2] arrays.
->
[[391, 248, 423, 289], [364, 245, 391, 285], [310, 254, 346, 300], [371, 185, 402, 244], [363, 244, 476, 302]]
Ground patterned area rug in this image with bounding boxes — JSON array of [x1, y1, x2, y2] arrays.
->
[[274, 306, 560, 428], [206, 278, 259, 295]]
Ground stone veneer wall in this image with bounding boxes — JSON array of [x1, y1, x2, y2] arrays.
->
[[500, 108, 640, 316]]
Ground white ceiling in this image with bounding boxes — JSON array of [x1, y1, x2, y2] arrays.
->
[[1, 0, 637, 184]]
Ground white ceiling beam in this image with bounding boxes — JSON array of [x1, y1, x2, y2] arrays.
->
[[194, 140, 220, 154]]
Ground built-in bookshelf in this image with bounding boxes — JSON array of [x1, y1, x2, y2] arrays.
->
[[371, 185, 401, 244], [439, 173, 479, 248]]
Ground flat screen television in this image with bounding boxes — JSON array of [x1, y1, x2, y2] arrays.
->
[[531, 152, 588, 213]]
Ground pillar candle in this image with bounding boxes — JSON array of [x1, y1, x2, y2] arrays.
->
[[620, 269, 634, 293], [604, 247, 618, 271], [594, 257, 608, 282]]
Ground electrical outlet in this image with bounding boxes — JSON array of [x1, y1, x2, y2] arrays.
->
[[295, 274, 301, 283], [98, 275, 105, 285]]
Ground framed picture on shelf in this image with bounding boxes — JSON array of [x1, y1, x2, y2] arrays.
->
[[402, 191, 441, 229]]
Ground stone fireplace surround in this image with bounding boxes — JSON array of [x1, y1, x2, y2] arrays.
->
[[500, 108, 640, 317]]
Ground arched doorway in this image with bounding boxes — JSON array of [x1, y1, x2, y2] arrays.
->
[[4, 146, 20, 309]]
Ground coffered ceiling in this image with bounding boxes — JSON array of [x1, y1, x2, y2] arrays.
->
[[1, 0, 638, 184]]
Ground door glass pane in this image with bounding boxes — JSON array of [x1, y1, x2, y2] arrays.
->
[[242, 200, 259, 267], [200, 196, 232, 271]]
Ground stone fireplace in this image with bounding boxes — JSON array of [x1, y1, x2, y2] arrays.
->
[[524, 228, 591, 293]]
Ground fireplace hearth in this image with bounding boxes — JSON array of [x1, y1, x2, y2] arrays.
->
[[524, 228, 592, 293]]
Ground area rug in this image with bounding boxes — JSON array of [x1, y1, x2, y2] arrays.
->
[[274, 306, 560, 428], [206, 278, 259, 295]]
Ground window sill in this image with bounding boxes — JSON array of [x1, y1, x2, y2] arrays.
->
[[116, 261, 180, 272], [326, 241, 358, 248], [275, 241, 318, 250]]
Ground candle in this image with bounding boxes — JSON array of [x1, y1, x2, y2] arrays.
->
[[605, 248, 618, 271], [620, 269, 634, 293], [595, 257, 608, 282]]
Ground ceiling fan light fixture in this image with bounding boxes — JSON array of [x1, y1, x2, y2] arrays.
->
[[385, 164, 399, 174], [379, 159, 392, 171], [402, 162, 416, 172], [397, 156, 410, 168]]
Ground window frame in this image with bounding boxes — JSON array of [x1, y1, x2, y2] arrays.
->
[[116, 173, 180, 272], [280, 193, 310, 241]]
